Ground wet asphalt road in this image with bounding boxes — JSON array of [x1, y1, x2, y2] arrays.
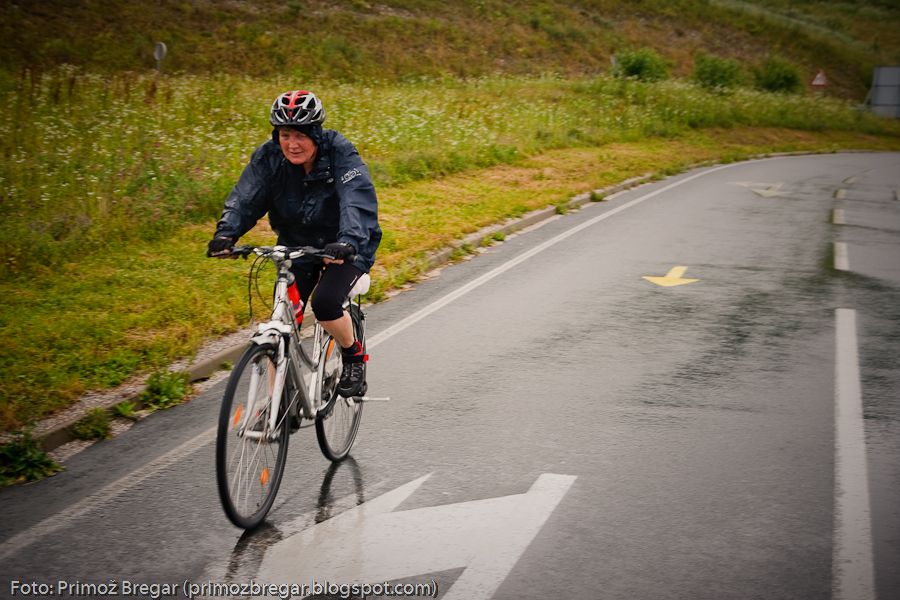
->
[[1, 153, 899, 600]]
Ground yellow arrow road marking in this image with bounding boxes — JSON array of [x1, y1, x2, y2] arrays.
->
[[643, 265, 700, 287]]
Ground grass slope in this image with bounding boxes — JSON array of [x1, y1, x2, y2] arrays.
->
[[2, 0, 898, 98]]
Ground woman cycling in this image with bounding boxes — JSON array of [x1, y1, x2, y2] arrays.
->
[[208, 90, 381, 398]]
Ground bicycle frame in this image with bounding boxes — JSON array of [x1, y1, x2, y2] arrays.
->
[[240, 249, 333, 440]]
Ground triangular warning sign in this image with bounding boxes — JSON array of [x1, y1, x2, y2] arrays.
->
[[812, 69, 827, 87]]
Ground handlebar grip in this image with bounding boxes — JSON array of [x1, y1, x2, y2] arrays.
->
[[229, 246, 255, 258]]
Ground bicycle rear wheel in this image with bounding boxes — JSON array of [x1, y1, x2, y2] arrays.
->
[[216, 344, 290, 529], [315, 304, 365, 461]]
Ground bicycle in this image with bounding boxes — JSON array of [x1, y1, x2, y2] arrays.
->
[[214, 245, 369, 529]]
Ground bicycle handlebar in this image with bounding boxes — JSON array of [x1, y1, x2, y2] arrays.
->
[[227, 245, 356, 263]]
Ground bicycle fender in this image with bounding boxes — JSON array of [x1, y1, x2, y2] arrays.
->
[[250, 322, 292, 347]]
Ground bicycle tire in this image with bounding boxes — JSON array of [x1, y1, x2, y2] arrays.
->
[[216, 343, 290, 529], [315, 303, 365, 461]]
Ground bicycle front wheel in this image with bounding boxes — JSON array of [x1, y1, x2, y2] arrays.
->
[[315, 304, 364, 461], [216, 344, 290, 529]]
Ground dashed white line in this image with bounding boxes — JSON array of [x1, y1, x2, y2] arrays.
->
[[834, 242, 850, 271], [832, 209, 846, 225], [832, 308, 876, 600]]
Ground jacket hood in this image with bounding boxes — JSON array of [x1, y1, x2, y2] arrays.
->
[[271, 123, 325, 146]]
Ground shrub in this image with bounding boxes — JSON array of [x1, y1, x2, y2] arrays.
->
[[693, 53, 743, 90], [753, 56, 803, 94], [613, 48, 670, 82], [140, 371, 191, 410], [71, 408, 112, 440], [112, 401, 139, 420], [0, 432, 63, 485]]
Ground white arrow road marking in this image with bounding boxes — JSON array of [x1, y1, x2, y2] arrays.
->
[[256, 473, 577, 599], [731, 181, 784, 198]]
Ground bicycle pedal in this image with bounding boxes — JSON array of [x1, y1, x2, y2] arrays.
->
[[355, 396, 391, 402]]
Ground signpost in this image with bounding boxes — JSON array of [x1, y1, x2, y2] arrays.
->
[[154, 42, 167, 73]]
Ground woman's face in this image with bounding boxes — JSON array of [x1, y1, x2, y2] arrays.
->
[[278, 128, 317, 168]]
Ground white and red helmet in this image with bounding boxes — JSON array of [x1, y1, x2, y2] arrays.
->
[[269, 90, 325, 126]]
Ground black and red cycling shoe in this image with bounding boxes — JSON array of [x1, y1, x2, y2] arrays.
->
[[338, 341, 367, 398]]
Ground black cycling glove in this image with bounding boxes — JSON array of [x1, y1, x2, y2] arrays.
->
[[323, 242, 355, 261], [207, 237, 234, 257]]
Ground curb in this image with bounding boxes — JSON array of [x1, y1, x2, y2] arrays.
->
[[13, 148, 874, 456]]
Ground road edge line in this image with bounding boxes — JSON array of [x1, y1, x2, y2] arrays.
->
[[832, 308, 876, 600]]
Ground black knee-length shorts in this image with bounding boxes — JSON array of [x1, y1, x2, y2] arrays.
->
[[292, 260, 365, 322]]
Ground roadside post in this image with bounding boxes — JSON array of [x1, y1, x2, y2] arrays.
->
[[154, 42, 167, 73]]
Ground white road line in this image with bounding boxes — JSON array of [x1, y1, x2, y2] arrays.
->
[[833, 309, 876, 600], [0, 160, 742, 559], [832, 209, 846, 225], [834, 242, 850, 271], [835, 189, 847, 199], [0, 428, 215, 562]]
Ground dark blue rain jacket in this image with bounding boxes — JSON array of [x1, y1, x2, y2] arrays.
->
[[214, 129, 382, 272]]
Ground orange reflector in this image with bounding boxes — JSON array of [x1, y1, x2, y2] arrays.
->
[[326, 338, 335, 359], [232, 406, 243, 429], [260, 468, 270, 486]]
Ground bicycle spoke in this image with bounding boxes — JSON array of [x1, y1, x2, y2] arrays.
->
[[316, 305, 364, 461], [216, 345, 290, 529]]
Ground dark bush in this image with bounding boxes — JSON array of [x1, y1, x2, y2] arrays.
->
[[613, 48, 670, 82], [0, 432, 62, 484], [753, 56, 803, 93], [693, 53, 743, 90]]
